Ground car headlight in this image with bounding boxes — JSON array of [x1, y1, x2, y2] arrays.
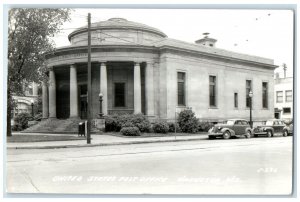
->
[[218, 126, 222, 130]]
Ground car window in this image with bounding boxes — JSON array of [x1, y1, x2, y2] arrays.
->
[[242, 121, 248, 125], [265, 120, 273, 126], [235, 120, 242, 125], [226, 120, 235, 125]]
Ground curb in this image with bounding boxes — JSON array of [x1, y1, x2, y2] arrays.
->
[[7, 137, 207, 150]]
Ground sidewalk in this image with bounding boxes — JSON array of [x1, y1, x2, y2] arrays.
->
[[7, 132, 208, 149]]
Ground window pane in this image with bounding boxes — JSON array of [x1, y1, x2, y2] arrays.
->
[[209, 76, 216, 107], [177, 72, 185, 105], [234, 93, 238, 108], [246, 80, 252, 107], [286, 90, 292, 102], [283, 107, 291, 114], [114, 83, 125, 107], [276, 91, 283, 103], [262, 82, 268, 108]]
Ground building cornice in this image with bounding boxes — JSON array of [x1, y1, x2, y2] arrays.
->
[[158, 45, 278, 70], [68, 26, 167, 42], [46, 44, 278, 70]]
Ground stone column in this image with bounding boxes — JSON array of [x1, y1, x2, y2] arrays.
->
[[134, 62, 142, 113], [42, 81, 49, 119], [100, 62, 108, 115], [70, 64, 79, 118], [48, 67, 56, 118], [145, 62, 155, 116], [32, 82, 38, 96]]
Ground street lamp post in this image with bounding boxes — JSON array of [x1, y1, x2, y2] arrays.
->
[[249, 91, 253, 128], [99, 93, 103, 118], [31, 100, 34, 118]]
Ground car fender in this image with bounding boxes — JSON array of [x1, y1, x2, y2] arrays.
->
[[245, 127, 252, 135], [263, 127, 274, 134], [283, 126, 289, 132], [221, 128, 235, 136]]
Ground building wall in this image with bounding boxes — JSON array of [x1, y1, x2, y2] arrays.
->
[[162, 51, 274, 122], [71, 29, 164, 46], [274, 77, 293, 120]]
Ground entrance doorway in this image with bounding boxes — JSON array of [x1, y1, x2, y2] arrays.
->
[[79, 85, 87, 119], [274, 112, 280, 119]]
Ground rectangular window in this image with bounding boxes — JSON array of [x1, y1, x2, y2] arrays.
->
[[276, 91, 283, 103], [283, 107, 291, 114], [114, 83, 125, 107], [262, 82, 268, 108], [177, 72, 186, 106], [285, 90, 292, 102], [209, 75, 217, 107], [246, 80, 252, 108], [234, 93, 238, 108]]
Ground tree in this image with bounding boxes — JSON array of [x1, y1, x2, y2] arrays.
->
[[7, 8, 72, 136]]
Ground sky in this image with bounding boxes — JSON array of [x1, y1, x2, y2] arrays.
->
[[53, 8, 294, 77]]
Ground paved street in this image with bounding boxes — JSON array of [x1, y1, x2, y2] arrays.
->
[[6, 136, 293, 195]]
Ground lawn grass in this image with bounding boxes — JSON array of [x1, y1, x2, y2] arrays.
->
[[7, 134, 86, 143], [106, 131, 208, 138]]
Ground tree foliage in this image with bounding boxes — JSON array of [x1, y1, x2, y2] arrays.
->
[[7, 8, 72, 136], [8, 8, 71, 93]]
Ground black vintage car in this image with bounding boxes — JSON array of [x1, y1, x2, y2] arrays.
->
[[253, 119, 290, 137], [208, 119, 252, 139]]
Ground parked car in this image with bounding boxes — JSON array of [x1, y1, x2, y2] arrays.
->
[[208, 119, 252, 139], [283, 122, 293, 136], [253, 119, 289, 137]]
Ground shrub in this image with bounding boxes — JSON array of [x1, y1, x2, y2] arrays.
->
[[13, 112, 33, 131], [198, 121, 215, 132], [121, 121, 135, 128], [120, 127, 140, 136], [168, 122, 181, 132], [129, 113, 151, 133], [153, 121, 169, 133], [177, 109, 199, 133], [105, 113, 151, 132], [105, 115, 119, 132]]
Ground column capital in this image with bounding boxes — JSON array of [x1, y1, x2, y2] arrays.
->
[[134, 62, 142, 66], [145, 61, 158, 66], [48, 66, 54, 71]]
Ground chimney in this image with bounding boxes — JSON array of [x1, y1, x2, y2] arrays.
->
[[283, 63, 287, 78], [195, 33, 217, 47]]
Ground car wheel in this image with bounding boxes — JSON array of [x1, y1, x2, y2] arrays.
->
[[283, 130, 288, 137], [245, 130, 251, 138], [208, 135, 216, 139], [254, 134, 258, 137], [223, 131, 231, 139], [267, 130, 272, 137]]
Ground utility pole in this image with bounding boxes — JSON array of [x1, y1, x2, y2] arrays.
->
[[87, 13, 91, 144]]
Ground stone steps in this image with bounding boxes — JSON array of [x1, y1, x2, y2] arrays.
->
[[22, 119, 99, 134]]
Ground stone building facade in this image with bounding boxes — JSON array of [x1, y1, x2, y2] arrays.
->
[[43, 18, 277, 123]]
